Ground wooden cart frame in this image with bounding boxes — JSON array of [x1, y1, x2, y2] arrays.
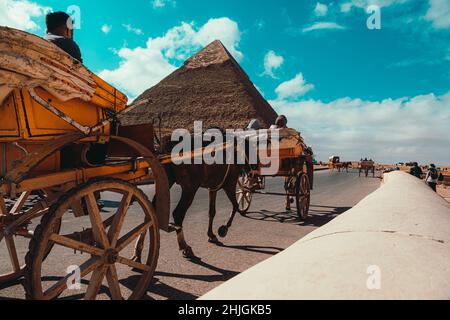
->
[[1, 86, 170, 300]]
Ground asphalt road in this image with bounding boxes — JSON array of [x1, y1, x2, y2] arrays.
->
[[0, 169, 381, 300]]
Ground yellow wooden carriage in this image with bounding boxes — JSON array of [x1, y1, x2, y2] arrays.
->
[[0, 27, 170, 300]]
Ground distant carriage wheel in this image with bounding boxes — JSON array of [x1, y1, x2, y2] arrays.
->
[[236, 173, 253, 215], [24, 179, 160, 300], [0, 191, 60, 285], [295, 173, 311, 221]]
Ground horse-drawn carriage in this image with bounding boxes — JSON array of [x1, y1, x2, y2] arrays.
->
[[1, 26, 314, 300], [0, 27, 171, 300], [328, 156, 351, 173], [235, 129, 314, 220], [359, 159, 376, 178]]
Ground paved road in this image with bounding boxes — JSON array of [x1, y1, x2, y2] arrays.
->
[[0, 169, 381, 300]]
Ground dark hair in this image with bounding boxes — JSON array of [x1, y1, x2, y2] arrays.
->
[[275, 115, 288, 128], [46, 11, 70, 32]]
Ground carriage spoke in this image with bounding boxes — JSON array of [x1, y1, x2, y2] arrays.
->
[[85, 265, 108, 300], [106, 265, 122, 300], [237, 194, 244, 205], [5, 235, 21, 272], [116, 256, 151, 272], [116, 221, 152, 252], [44, 257, 102, 299], [107, 192, 133, 247], [49, 233, 104, 257], [10, 191, 31, 215], [85, 193, 110, 248]]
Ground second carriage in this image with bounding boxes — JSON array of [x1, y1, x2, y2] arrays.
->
[[235, 129, 314, 220]]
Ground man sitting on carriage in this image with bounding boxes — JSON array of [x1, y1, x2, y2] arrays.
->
[[44, 11, 83, 63]]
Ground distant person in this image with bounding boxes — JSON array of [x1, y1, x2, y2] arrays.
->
[[44, 11, 83, 62], [270, 115, 288, 129], [425, 164, 439, 192], [409, 162, 423, 179]]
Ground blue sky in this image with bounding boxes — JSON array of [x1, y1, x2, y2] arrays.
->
[[1, 0, 450, 163]]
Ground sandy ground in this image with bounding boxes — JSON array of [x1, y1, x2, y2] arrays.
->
[[438, 185, 450, 203]]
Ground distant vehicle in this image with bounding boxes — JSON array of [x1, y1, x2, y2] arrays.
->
[[359, 159, 376, 178]]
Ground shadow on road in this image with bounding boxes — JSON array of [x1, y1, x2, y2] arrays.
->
[[244, 204, 352, 228], [215, 243, 283, 255], [142, 258, 240, 300]]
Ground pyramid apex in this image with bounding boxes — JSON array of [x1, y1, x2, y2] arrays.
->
[[184, 40, 233, 69]]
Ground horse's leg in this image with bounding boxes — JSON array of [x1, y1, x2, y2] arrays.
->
[[208, 190, 220, 243], [173, 185, 199, 259], [218, 177, 241, 238], [132, 179, 175, 263]]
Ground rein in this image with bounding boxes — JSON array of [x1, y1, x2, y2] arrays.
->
[[209, 164, 232, 192]]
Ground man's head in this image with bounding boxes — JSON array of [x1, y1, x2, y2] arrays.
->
[[275, 115, 288, 128], [46, 11, 74, 39]]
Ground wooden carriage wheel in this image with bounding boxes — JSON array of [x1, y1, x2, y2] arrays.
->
[[295, 173, 311, 221], [0, 192, 60, 285], [24, 179, 160, 300], [236, 173, 253, 215], [0, 233, 26, 284], [1, 194, 27, 284]]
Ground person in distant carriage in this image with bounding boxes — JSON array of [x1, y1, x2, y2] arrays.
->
[[270, 115, 288, 129], [44, 11, 83, 63]]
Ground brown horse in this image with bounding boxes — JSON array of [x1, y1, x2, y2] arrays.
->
[[132, 131, 246, 260]]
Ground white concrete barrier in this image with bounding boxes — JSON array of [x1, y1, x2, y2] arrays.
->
[[200, 171, 450, 300]]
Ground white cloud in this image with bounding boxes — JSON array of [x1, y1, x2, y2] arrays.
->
[[101, 24, 112, 34], [314, 2, 329, 17], [100, 18, 243, 99], [425, 0, 450, 29], [345, 0, 409, 8], [123, 24, 143, 35], [0, 0, 51, 31], [152, 0, 176, 9], [270, 92, 450, 164], [341, 2, 354, 12], [195, 18, 243, 61], [275, 73, 314, 99], [303, 22, 346, 32], [263, 50, 284, 78]]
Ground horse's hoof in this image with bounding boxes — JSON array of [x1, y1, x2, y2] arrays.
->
[[208, 236, 221, 244], [182, 247, 195, 259], [218, 226, 228, 238]]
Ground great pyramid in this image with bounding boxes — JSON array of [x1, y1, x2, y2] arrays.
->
[[119, 40, 278, 132]]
